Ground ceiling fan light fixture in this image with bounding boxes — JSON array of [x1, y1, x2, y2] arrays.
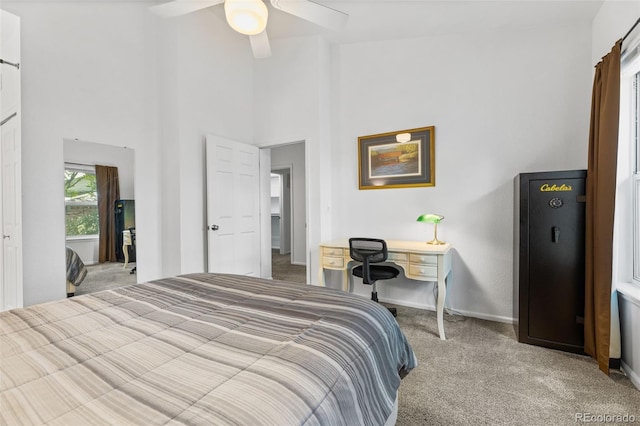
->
[[225, 0, 268, 36]]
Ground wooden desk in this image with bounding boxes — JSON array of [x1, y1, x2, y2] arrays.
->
[[319, 239, 453, 340]]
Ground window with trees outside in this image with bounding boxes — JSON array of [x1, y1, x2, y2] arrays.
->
[[64, 166, 99, 237]]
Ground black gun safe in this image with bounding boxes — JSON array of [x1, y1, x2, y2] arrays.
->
[[514, 170, 586, 354]]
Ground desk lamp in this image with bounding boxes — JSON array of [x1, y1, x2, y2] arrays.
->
[[417, 214, 445, 245]]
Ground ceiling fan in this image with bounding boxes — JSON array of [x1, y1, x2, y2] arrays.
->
[[149, 0, 349, 59]]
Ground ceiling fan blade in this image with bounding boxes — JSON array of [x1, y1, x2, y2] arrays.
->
[[270, 0, 348, 31], [149, 0, 224, 18], [250, 31, 272, 58]]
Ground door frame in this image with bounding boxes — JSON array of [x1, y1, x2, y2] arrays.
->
[[271, 166, 292, 256], [259, 140, 310, 284]]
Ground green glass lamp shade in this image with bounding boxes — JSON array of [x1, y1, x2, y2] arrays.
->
[[416, 214, 445, 245], [416, 214, 444, 224]]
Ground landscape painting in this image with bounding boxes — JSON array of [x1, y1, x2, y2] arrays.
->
[[368, 140, 421, 179], [358, 126, 435, 189]]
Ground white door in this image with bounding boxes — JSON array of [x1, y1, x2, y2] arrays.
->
[[1, 114, 22, 311], [206, 134, 261, 276], [1, 10, 23, 311]]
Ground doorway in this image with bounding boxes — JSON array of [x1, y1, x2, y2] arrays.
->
[[268, 142, 307, 284]]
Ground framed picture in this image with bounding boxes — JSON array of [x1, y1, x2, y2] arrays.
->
[[358, 126, 435, 190]]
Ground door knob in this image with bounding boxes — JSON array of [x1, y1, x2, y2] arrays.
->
[[2, 235, 9, 239], [210, 225, 219, 231]]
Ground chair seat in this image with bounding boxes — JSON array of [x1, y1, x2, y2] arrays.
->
[[353, 264, 400, 283]]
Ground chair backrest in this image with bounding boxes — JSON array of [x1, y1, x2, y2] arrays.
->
[[349, 238, 388, 263]]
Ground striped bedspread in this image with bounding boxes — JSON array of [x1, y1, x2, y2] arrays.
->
[[0, 273, 417, 425]]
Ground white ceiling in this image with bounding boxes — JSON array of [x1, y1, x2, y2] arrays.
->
[[202, 0, 605, 44]]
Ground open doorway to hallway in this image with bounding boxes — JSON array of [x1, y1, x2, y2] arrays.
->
[[272, 250, 306, 283], [269, 142, 307, 284]]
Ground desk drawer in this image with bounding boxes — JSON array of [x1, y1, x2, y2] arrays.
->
[[388, 252, 408, 262], [410, 253, 437, 265], [322, 256, 344, 268], [409, 264, 437, 279], [323, 247, 345, 257]]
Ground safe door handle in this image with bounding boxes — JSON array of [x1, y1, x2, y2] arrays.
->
[[552, 227, 560, 243]]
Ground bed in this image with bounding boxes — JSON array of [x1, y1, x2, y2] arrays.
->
[[0, 273, 417, 425], [65, 246, 88, 297]]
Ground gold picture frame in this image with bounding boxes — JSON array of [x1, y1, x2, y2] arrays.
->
[[358, 126, 435, 190]]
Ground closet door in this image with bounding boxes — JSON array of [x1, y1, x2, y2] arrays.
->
[[1, 10, 23, 311]]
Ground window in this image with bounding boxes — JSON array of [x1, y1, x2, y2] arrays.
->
[[64, 166, 99, 237], [620, 30, 640, 287]]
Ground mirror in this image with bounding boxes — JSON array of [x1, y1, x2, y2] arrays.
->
[[63, 139, 135, 296]]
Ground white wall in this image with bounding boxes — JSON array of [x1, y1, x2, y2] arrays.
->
[[329, 24, 593, 320], [253, 24, 593, 321], [2, 1, 161, 305], [156, 11, 254, 277], [592, 1, 640, 63], [1, 0, 603, 326], [3, 1, 253, 305], [254, 36, 333, 279], [271, 143, 306, 265], [63, 139, 135, 265]]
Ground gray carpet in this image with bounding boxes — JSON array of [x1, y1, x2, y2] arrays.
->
[[272, 250, 306, 283], [70, 263, 639, 424], [392, 305, 640, 425], [72, 262, 137, 296]]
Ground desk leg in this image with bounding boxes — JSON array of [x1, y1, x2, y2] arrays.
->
[[342, 268, 350, 293], [319, 253, 325, 285], [436, 276, 447, 340], [123, 244, 129, 270], [319, 266, 350, 292]]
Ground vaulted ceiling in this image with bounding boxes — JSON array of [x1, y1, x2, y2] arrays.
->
[[199, 0, 604, 43]]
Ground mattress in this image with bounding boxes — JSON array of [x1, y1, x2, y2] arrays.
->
[[0, 273, 417, 425]]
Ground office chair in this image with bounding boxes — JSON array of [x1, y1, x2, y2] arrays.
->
[[349, 238, 400, 317]]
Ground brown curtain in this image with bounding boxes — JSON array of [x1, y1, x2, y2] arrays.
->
[[96, 165, 120, 263], [585, 40, 621, 375]]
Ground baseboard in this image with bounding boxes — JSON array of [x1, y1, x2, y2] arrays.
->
[[291, 261, 306, 266], [456, 309, 514, 324], [379, 296, 515, 324], [622, 360, 640, 391]]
